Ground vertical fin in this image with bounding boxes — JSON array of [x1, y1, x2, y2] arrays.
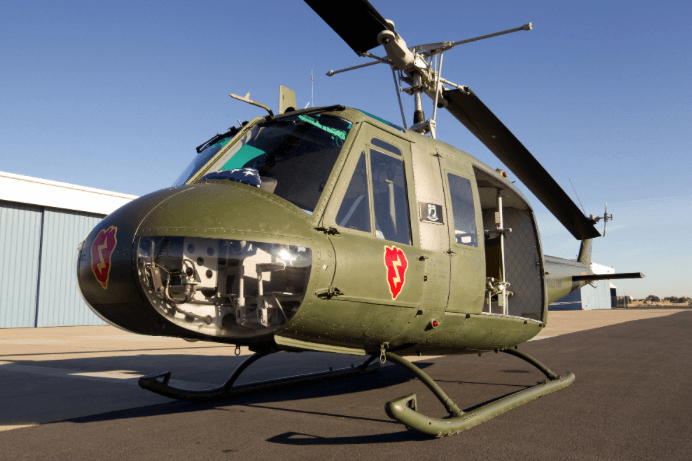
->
[[577, 239, 592, 265]]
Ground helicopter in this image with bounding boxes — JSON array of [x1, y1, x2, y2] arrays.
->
[[76, 0, 644, 437]]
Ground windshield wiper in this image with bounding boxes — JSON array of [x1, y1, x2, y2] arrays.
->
[[195, 126, 239, 153]]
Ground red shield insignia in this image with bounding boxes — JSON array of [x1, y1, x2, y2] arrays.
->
[[383, 245, 408, 300], [90, 226, 118, 290]]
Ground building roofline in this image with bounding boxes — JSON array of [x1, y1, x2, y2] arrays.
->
[[0, 171, 138, 215]]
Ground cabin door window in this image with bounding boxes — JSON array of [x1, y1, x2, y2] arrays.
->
[[370, 143, 411, 246], [447, 174, 479, 247]]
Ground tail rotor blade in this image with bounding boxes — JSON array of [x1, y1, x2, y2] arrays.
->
[[304, 0, 392, 54], [443, 87, 601, 240]]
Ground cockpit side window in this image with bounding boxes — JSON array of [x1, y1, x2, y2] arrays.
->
[[448, 173, 478, 247], [335, 152, 371, 233], [370, 146, 411, 246]]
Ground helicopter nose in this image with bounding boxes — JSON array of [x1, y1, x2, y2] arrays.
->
[[77, 186, 195, 333], [136, 181, 311, 237], [128, 182, 320, 336], [78, 181, 322, 338]]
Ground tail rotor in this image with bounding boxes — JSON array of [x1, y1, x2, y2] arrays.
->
[[603, 202, 613, 236], [591, 202, 613, 237]]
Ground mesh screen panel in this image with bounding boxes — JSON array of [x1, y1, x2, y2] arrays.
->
[[483, 207, 543, 320]]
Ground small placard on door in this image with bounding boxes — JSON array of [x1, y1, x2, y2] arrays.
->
[[419, 202, 444, 224]]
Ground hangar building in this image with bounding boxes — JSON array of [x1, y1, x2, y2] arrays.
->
[[548, 259, 617, 311], [0, 171, 137, 328]]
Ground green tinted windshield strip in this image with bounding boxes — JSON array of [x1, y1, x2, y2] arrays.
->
[[297, 115, 350, 141], [219, 144, 265, 171], [211, 137, 232, 151], [358, 110, 406, 132]]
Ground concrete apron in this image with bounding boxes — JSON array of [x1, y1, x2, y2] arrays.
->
[[0, 309, 685, 432]]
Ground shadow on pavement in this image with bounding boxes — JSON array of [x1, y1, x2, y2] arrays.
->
[[266, 430, 432, 445], [57, 360, 434, 425]]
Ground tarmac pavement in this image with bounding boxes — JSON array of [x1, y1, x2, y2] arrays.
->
[[0, 308, 689, 460]]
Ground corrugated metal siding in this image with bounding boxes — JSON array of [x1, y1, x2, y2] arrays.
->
[[549, 289, 583, 311], [36, 209, 106, 327], [0, 201, 43, 327], [550, 282, 613, 311], [581, 281, 612, 310]]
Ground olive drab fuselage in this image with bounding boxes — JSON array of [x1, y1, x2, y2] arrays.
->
[[77, 108, 593, 356], [73, 0, 626, 436]]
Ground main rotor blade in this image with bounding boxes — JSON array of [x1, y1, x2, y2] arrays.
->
[[304, 0, 391, 54], [443, 88, 601, 240]]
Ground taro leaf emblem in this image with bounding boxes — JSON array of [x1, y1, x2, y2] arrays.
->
[[383, 245, 408, 300], [90, 226, 118, 289]]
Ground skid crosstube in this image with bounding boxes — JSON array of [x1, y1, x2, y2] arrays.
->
[[138, 346, 573, 438], [138, 351, 380, 402], [383, 349, 575, 438]]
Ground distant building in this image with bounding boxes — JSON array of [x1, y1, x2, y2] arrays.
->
[[0, 171, 137, 328], [549, 261, 617, 311]]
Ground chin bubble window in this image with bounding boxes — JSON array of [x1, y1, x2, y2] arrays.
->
[[136, 237, 311, 338]]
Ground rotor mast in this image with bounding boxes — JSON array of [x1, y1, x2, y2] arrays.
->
[[311, 0, 601, 241], [326, 20, 533, 138]]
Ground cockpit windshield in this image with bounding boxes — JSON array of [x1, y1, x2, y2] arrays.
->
[[174, 114, 353, 214]]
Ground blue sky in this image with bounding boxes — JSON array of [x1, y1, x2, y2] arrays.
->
[[1, 1, 690, 298]]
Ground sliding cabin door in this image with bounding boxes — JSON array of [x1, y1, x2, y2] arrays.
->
[[438, 153, 485, 314]]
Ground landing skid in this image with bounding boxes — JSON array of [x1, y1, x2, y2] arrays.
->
[[384, 348, 575, 437], [138, 347, 572, 438], [138, 350, 380, 402]]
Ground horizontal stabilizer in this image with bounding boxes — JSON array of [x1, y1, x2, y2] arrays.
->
[[443, 88, 601, 241], [572, 272, 645, 282]]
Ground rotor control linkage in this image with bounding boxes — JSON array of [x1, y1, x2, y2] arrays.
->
[[138, 350, 379, 402], [383, 350, 575, 438]]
